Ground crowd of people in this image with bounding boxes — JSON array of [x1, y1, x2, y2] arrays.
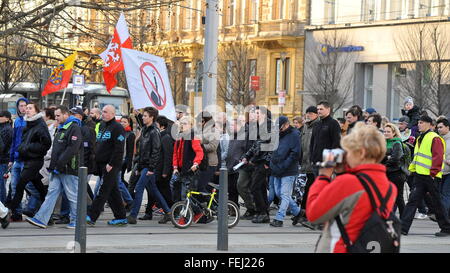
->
[[1, 96, 450, 253]]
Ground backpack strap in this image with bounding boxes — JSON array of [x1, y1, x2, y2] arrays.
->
[[358, 173, 392, 215]]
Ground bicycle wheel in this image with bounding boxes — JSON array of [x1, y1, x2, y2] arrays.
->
[[170, 201, 193, 229], [227, 201, 240, 228]]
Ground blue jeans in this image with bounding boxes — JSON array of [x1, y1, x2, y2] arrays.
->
[[268, 176, 280, 205], [94, 173, 132, 203], [273, 175, 301, 221], [441, 175, 450, 215], [9, 161, 41, 214], [0, 164, 7, 203], [60, 192, 70, 217], [33, 173, 79, 225], [130, 168, 170, 218]]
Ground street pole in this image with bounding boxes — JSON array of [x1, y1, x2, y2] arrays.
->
[[202, 0, 219, 109], [217, 160, 228, 251], [61, 88, 67, 105], [75, 167, 87, 253]]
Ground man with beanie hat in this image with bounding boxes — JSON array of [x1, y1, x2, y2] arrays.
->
[[268, 116, 302, 227], [401, 115, 450, 236]]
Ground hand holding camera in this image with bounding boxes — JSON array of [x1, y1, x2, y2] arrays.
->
[[318, 148, 346, 177]]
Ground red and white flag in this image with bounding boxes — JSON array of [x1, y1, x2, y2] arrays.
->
[[99, 12, 132, 93]]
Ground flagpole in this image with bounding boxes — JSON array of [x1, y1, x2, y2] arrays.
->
[[61, 88, 67, 105]]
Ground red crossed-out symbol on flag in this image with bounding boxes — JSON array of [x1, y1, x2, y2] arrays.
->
[[139, 62, 167, 110]]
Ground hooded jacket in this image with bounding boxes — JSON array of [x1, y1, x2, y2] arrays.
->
[[270, 126, 300, 178], [401, 105, 421, 129], [18, 112, 52, 162], [49, 116, 83, 176], [10, 97, 29, 162]]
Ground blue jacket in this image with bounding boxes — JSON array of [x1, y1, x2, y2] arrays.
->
[[269, 126, 301, 178], [10, 97, 29, 162]]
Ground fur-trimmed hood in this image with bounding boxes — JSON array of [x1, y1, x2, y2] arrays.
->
[[25, 112, 45, 122]]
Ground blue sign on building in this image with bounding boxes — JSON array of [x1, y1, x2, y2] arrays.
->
[[321, 44, 364, 56]]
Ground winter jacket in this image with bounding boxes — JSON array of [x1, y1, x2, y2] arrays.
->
[[310, 115, 341, 164], [269, 126, 301, 178], [156, 128, 174, 177], [95, 118, 126, 168], [18, 112, 52, 162], [80, 116, 96, 174], [442, 132, 450, 175], [307, 164, 396, 253], [224, 132, 247, 173], [39, 120, 56, 185], [124, 129, 136, 172], [382, 138, 404, 173], [0, 122, 13, 164], [137, 123, 161, 173], [300, 118, 319, 173], [49, 116, 83, 176], [173, 130, 204, 175], [10, 97, 29, 162], [197, 124, 219, 167], [401, 105, 421, 129], [244, 118, 273, 165]]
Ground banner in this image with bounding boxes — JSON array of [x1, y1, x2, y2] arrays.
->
[[99, 12, 132, 93], [121, 48, 176, 121], [42, 52, 77, 96]]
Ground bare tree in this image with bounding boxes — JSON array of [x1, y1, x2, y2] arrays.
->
[[304, 30, 357, 113], [394, 23, 450, 116], [217, 41, 256, 107]]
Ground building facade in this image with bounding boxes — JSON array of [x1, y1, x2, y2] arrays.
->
[[306, 0, 450, 119]]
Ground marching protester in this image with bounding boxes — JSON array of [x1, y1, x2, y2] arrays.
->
[[6, 102, 51, 215], [401, 115, 450, 236], [127, 107, 171, 224], [90, 107, 102, 135], [86, 105, 128, 226], [307, 123, 397, 253], [0, 111, 13, 204], [269, 116, 302, 227], [345, 105, 364, 135], [118, 115, 134, 209], [26, 106, 82, 229], [436, 119, 450, 217]]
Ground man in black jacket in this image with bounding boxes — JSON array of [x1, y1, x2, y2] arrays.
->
[[26, 106, 82, 229], [310, 101, 341, 176], [0, 111, 13, 204], [127, 107, 171, 224], [87, 105, 128, 226]]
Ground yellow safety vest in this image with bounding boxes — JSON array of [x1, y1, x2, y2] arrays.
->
[[95, 122, 101, 136], [409, 131, 446, 178]]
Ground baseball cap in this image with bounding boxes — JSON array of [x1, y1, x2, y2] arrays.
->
[[398, 116, 410, 124], [277, 116, 289, 129], [365, 107, 376, 114], [0, 111, 11, 119], [70, 107, 84, 116]]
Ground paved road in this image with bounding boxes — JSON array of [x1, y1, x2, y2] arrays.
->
[[1, 207, 449, 253]]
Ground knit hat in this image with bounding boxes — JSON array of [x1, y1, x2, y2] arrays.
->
[[419, 115, 433, 124], [277, 116, 289, 129], [365, 107, 376, 114], [398, 116, 410, 124], [404, 96, 414, 106], [305, 106, 318, 114]]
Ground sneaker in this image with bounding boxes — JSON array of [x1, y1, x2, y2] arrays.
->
[[291, 213, 305, 226], [127, 215, 137, 225], [47, 218, 55, 226], [252, 214, 270, 224], [301, 221, 316, 230], [435, 230, 450, 237], [26, 217, 47, 229], [270, 219, 283, 227], [107, 218, 128, 226], [240, 210, 256, 220], [0, 212, 10, 229], [66, 222, 76, 229], [154, 208, 164, 216], [158, 213, 171, 224], [138, 214, 153, 221], [55, 216, 70, 225], [193, 212, 204, 224], [86, 216, 95, 226], [415, 213, 428, 220]]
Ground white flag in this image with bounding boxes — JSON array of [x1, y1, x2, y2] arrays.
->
[[121, 48, 176, 121]]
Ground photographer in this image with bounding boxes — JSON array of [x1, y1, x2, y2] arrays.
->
[[306, 123, 397, 253]]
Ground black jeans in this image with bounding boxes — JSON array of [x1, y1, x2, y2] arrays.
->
[[88, 164, 126, 221], [146, 175, 173, 212], [387, 170, 406, 218], [228, 172, 239, 206], [8, 160, 47, 211], [250, 164, 269, 215], [401, 174, 450, 233], [300, 172, 316, 217]]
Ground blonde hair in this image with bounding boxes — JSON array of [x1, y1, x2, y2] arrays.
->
[[341, 122, 386, 163], [384, 123, 401, 138]]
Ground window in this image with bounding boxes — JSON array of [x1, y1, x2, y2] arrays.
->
[[249, 59, 257, 76], [362, 0, 375, 22], [248, 0, 258, 23], [183, 0, 192, 29], [183, 62, 191, 93], [364, 64, 374, 108], [324, 0, 336, 24], [226, 0, 235, 26], [272, 0, 284, 19], [390, 0, 402, 19], [407, 0, 416, 17], [419, 0, 432, 17], [275, 57, 290, 94], [379, 0, 387, 20]]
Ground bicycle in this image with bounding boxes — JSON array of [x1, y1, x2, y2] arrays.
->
[[170, 182, 240, 229]]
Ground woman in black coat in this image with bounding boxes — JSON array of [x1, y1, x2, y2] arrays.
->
[[7, 103, 51, 212]]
